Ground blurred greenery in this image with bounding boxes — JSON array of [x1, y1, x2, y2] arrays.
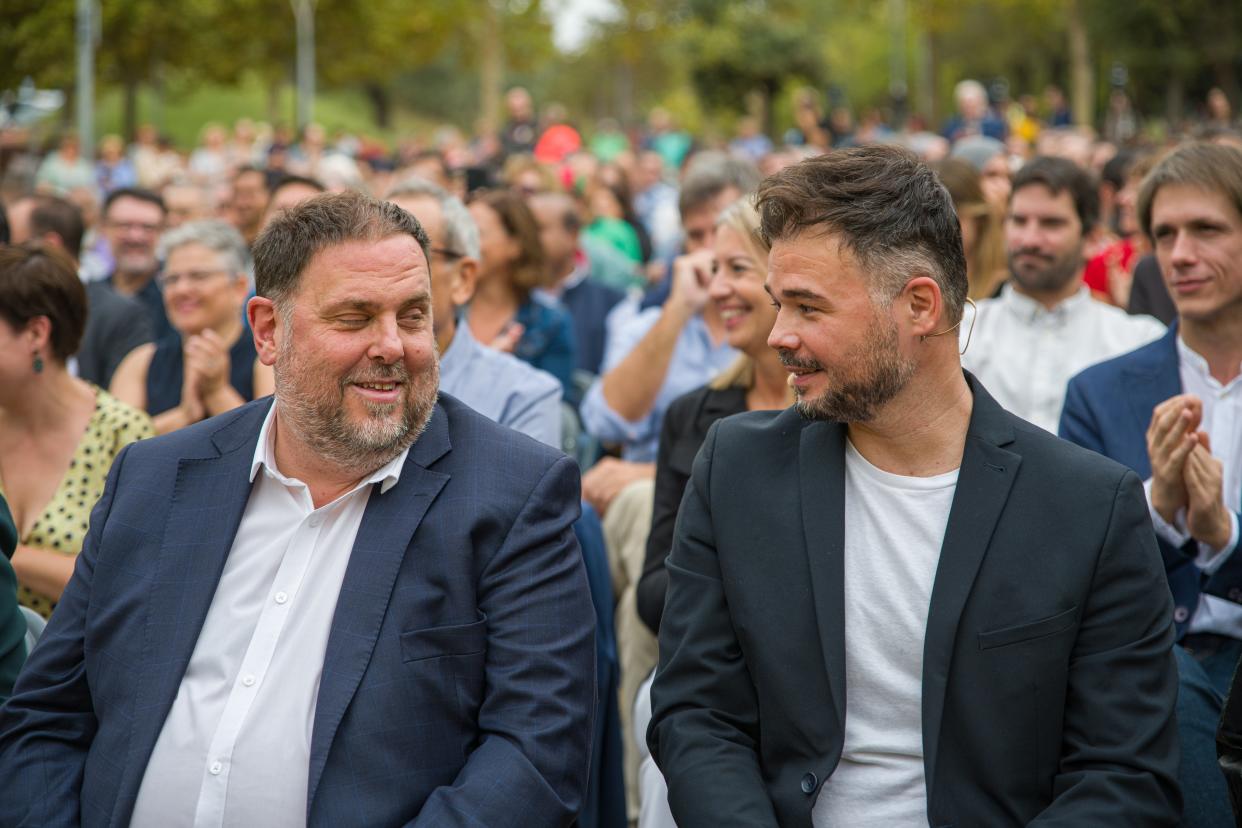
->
[[2, 0, 1239, 146]]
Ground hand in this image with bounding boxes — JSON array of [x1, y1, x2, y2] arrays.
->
[[581, 457, 654, 516], [668, 249, 715, 316], [179, 359, 206, 423], [1146, 394, 1202, 524], [1105, 248, 1134, 308], [1184, 444, 1233, 550], [184, 330, 230, 397], [489, 322, 525, 354]]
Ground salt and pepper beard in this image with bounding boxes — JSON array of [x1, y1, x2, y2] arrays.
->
[[783, 309, 916, 424], [273, 314, 439, 476]]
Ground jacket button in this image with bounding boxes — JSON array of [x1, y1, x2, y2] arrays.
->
[[801, 772, 818, 794]]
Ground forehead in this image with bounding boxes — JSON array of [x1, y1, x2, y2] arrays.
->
[[167, 242, 226, 269], [1010, 183, 1076, 215], [768, 232, 866, 291], [297, 235, 429, 306], [1152, 183, 1242, 226], [713, 223, 751, 257], [107, 196, 164, 222]]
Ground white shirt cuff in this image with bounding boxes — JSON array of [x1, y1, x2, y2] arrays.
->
[[1199, 511, 1240, 575], [1143, 477, 1192, 548]]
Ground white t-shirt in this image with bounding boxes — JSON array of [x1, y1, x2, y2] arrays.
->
[[813, 441, 959, 828]]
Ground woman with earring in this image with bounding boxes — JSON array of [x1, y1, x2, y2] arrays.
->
[[0, 243, 153, 618]]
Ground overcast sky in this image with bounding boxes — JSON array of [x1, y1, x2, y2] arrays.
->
[[549, 0, 621, 52]]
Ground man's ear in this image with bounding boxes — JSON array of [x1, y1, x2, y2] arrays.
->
[[902, 275, 943, 339], [451, 258, 480, 307], [248, 296, 280, 367]]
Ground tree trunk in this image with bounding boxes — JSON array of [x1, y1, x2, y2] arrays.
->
[[477, 2, 503, 131], [365, 82, 392, 129], [122, 79, 140, 143], [1166, 75, 1185, 128], [1066, 0, 1093, 129]]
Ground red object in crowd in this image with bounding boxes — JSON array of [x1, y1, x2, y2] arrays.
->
[[1083, 238, 1136, 302], [534, 124, 582, 164]]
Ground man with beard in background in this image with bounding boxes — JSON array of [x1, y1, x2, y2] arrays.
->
[[99, 187, 175, 341], [0, 191, 597, 827], [647, 145, 1180, 827], [961, 156, 1164, 432]]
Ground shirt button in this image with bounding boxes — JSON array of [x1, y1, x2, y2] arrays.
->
[[242, 674, 256, 687], [274, 591, 289, 605], [309, 515, 322, 528], [210, 761, 223, 775]]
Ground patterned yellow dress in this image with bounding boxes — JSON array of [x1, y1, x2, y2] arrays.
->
[[1, 387, 153, 618]]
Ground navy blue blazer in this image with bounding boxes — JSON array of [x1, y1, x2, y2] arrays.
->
[[0, 394, 597, 827], [1060, 325, 1242, 635]]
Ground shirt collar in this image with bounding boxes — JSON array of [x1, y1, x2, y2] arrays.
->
[[999, 282, 1090, 322], [1177, 335, 1242, 393], [249, 401, 407, 494]]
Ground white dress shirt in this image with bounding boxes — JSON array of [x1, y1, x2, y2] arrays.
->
[[1144, 336, 1242, 636], [961, 285, 1165, 432], [130, 405, 409, 828]]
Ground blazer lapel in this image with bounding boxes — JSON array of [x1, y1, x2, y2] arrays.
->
[[921, 377, 1020, 795], [798, 418, 848, 736], [306, 403, 452, 813], [118, 401, 270, 815]]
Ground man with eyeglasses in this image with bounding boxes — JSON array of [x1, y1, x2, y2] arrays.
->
[[100, 187, 174, 341], [110, 220, 274, 434], [386, 177, 562, 448]]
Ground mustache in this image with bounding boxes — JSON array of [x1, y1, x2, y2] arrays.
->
[[1011, 248, 1053, 261], [342, 362, 410, 387], [778, 351, 822, 372]]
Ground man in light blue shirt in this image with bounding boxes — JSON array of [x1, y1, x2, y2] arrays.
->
[[387, 178, 561, 449]]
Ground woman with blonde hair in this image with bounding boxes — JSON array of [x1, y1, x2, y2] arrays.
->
[[934, 158, 1008, 300]]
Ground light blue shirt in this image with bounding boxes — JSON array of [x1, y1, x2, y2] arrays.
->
[[439, 320, 562, 449], [580, 307, 737, 462]]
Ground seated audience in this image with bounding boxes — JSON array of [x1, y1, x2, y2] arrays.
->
[[961, 156, 1164, 432], [933, 159, 1007, 300], [0, 243, 153, 618], [467, 189, 577, 396], [385, 177, 562, 448], [111, 221, 273, 434]]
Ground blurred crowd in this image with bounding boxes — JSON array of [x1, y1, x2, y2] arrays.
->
[[2, 76, 1242, 825]]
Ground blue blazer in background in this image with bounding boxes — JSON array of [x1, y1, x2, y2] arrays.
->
[[0, 394, 597, 827], [1061, 325, 1242, 636]]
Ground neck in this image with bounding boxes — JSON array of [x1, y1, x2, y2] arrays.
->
[[1180, 311, 1242, 385], [749, 346, 793, 409], [1010, 274, 1082, 311], [207, 314, 244, 346], [270, 408, 372, 508], [1, 365, 93, 430], [847, 353, 973, 477], [112, 267, 155, 295], [552, 258, 576, 291], [473, 272, 520, 308]]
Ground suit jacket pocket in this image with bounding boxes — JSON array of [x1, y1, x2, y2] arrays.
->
[[401, 615, 488, 663], [977, 605, 1079, 650]]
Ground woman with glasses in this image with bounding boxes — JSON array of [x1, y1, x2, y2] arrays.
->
[[111, 221, 273, 434], [0, 243, 153, 618]]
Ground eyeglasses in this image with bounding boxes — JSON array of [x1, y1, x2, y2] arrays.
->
[[107, 220, 163, 235], [156, 269, 232, 289]]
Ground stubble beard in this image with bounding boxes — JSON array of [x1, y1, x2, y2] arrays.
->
[[1007, 242, 1083, 295], [274, 327, 439, 477]]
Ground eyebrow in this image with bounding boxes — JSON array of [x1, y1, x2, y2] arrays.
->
[[764, 284, 824, 302], [322, 292, 432, 314]]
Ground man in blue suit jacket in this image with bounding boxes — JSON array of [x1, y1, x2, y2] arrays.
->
[[1061, 141, 1242, 827], [0, 191, 596, 827]]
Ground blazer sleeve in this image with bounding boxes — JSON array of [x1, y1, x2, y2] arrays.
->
[[1031, 469, 1181, 826], [0, 443, 132, 827], [636, 399, 692, 636], [1057, 373, 1105, 455], [410, 454, 596, 827], [647, 422, 780, 826]]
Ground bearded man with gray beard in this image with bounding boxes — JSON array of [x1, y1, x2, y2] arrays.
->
[[0, 191, 597, 828], [959, 156, 1164, 432]]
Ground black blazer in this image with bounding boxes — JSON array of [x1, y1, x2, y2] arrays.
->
[[637, 384, 747, 635], [1218, 663, 1242, 820], [648, 374, 1180, 827]]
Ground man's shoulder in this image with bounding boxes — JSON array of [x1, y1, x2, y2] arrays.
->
[[709, 405, 805, 452], [437, 393, 564, 465], [1086, 300, 1167, 340], [1000, 404, 1134, 487], [1069, 325, 1176, 391], [446, 344, 560, 402], [125, 398, 268, 465]]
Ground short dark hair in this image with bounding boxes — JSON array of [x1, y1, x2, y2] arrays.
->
[[23, 195, 86, 258], [0, 242, 88, 362], [252, 191, 429, 308], [757, 144, 969, 323], [1011, 156, 1099, 231], [269, 174, 326, 200], [233, 164, 270, 188], [103, 187, 166, 218], [1138, 141, 1242, 240]]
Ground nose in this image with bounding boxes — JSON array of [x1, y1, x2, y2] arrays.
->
[[767, 307, 799, 352], [367, 316, 404, 364], [1008, 219, 1041, 252], [707, 267, 730, 300], [1168, 230, 1197, 268]]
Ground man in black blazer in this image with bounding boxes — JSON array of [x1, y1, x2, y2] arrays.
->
[[648, 145, 1181, 826]]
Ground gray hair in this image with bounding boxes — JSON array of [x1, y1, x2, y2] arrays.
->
[[679, 151, 762, 217], [158, 219, 251, 278], [385, 176, 480, 261]]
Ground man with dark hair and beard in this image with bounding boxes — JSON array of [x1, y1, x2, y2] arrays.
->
[[647, 145, 1181, 826], [961, 156, 1164, 432], [0, 191, 597, 827]]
